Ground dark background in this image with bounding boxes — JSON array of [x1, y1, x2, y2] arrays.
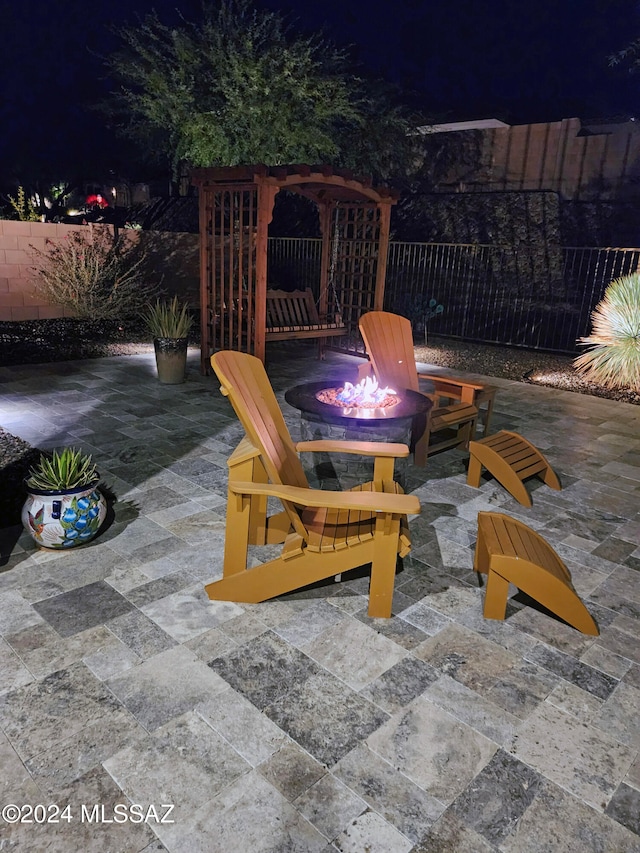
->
[[1, 0, 638, 185]]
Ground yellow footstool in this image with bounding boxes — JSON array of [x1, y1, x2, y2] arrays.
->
[[467, 430, 561, 507]]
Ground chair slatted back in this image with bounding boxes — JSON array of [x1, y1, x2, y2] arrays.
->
[[211, 351, 309, 537], [359, 311, 419, 394]]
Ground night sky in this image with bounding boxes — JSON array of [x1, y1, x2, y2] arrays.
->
[[1, 0, 639, 186]]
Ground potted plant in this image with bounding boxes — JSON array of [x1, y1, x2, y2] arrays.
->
[[22, 448, 107, 549], [143, 296, 194, 384]]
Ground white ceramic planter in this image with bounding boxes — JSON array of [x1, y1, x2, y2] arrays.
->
[[22, 481, 107, 549]]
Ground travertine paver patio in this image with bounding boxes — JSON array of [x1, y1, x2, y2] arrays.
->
[[0, 343, 639, 853]]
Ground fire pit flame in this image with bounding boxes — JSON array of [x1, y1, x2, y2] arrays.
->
[[336, 376, 396, 406], [314, 375, 399, 410]]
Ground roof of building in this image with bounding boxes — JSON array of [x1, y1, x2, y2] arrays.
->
[[415, 119, 509, 134]]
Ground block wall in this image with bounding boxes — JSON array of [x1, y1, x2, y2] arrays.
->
[[0, 221, 199, 321]]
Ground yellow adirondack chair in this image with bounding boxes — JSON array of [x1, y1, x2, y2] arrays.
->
[[206, 350, 421, 618], [359, 311, 496, 464]]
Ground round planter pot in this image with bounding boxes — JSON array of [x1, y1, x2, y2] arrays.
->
[[154, 337, 188, 384], [22, 481, 107, 549]]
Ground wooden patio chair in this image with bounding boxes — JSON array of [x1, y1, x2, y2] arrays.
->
[[206, 350, 421, 618], [359, 311, 494, 464]]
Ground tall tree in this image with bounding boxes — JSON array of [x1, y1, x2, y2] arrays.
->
[[102, 0, 414, 180], [610, 37, 640, 72]]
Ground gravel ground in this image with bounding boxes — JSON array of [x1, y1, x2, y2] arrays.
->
[[2, 319, 636, 404], [413, 337, 640, 406], [0, 318, 154, 365], [0, 320, 637, 529]]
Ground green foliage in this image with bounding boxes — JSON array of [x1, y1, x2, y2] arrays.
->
[[30, 227, 157, 320], [4, 182, 77, 223], [27, 448, 99, 491], [36, 181, 75, 220], [574, 273, 640, 391], [8, 187, 40, 221], [103, 0, 413, 179], [336, 82, 421, 180], [609, 38, 640, 71], [409, 129, 487, 192], [142, 296, 193, 339], [395, 189, 562, 248]]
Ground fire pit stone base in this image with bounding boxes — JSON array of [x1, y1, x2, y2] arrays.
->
[[298, 411, 413, 490], [285, 380, 432, 490]]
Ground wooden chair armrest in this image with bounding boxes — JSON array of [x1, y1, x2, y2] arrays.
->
[[356, 360, 374, 382], [418, 374, 486, 405], [229, 481, 420, 515], [228, 437, 261, 466], [418, 372, 486, 392], [296, 439, 410, 458]]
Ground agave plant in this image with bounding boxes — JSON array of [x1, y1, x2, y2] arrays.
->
[[26, 448, 99, 491], [574, 273, 640, 392], [142, 296, 193, 339]]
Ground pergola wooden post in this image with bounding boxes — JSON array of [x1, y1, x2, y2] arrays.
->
[[254, 181, 279, 366], [374, 200, 393, 311], [191, 165, 399, 371]]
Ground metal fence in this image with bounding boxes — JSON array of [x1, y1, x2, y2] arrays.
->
[[268, 236, 323, 293], [268, 238, 640, 354]]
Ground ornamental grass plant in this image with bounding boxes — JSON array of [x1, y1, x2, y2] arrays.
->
[[574, 273, 640, 392], [26, 448, 99, 491], [142, 296, 193, 339]]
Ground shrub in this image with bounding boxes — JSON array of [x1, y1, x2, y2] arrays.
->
[[8, 186, 40, 221], [30, 226, 157, 319], [574, 272, 640, 391]]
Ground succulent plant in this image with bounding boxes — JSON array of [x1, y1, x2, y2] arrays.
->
[[574, 273, 640, 392], [26, 448, 99, 491], [142, 296, 193, 339]]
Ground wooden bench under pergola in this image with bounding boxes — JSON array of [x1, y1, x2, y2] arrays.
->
[[191, 164, 399, 371]]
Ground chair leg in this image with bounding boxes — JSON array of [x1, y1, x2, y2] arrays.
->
[[483, 569, 509, 620], [473, 518, 490, 574], [460, 420, 472, 450], [229, 452, 269, 545], [368, 516, 401, 617], [223, 490, 250, 577], [413, 430, 429, 467], [542, 462, 562, 491], [473, 388, 497, 437], [467, 453, 483, 488], [412, 412, 429, 467], [482, 395, 495, 435]]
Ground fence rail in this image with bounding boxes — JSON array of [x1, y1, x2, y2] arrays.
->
[[268, 238, 640, 354]]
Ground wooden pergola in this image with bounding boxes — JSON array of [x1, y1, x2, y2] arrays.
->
[[191, 164, 399, 371]]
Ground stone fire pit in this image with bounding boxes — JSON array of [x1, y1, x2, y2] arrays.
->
[[285, 379, 432, 488]]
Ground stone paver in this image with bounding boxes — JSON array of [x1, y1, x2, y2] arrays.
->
[[0, 345, 638, 852]]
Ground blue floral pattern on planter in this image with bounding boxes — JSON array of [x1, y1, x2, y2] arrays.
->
[[22, 484, 107, 549]]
